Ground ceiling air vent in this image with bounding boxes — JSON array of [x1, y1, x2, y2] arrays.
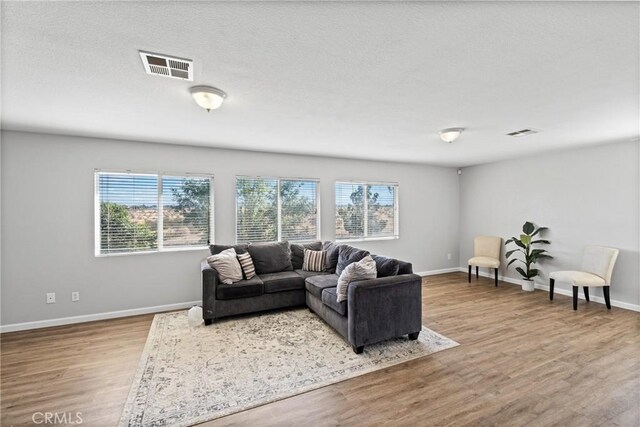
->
[[139, 51, 193, 81], [507, 129, 540, 137]]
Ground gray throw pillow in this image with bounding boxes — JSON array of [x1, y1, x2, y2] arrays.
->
[[336, 245, 370, 276], [322, 241, 341, 273], [290, 241, 322, 270], [248, 241, 293, 275], [206, 248, 243, 284], [336, 255, 377, 302], [209, 243, 248, 256], [371, 254, 400, 278]]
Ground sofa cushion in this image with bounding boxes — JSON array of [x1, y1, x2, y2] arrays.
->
[[336, 245, 370, 275], [336, 255, 377, 302], [290, 241, 322, 270], [260, 271, 305, 293], [216, 276, 264, 300], [303, 249, 326, 272], [206, 248, 244, 284], [322, 241, 341, 273], [237, 252, 256, 279], [305, 274, 339, 299], [209, 243, 248, 256], [294, 269, 330, 280], [248, 241, 293, 275], [371, 254, 400, 278], [322, 287, 347, 316], [397, 260, 413, 275]]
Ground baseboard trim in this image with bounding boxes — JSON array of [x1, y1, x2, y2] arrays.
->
[[415, 268, 461, 277], [0, 300, 202, 333], [456, 267, 640, 312]]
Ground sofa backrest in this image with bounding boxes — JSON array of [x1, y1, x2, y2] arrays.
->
[[247, 241, 294, 275]]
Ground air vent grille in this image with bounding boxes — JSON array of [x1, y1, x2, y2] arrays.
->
[[139, 51, 193, 81], [507, 129, 539, 137]]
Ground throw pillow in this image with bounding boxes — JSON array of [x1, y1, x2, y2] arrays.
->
[[336, 245, 370, 275], [237, 252, 256, 280], [302, 249, 326, 272], [206, 248, 243, 284], [336, 255, 377, 302], [209, 243, 248, 256], [371, 254, 400, 278], [248, 241, 293, 275], [322, 241, 341, 273], [290, 241, 322, 270]]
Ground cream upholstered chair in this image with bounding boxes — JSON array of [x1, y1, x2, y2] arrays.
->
[[549, 245, 619, 310], [468, 236, 502, 287]]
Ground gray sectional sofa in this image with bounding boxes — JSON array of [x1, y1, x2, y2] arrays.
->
[[201, 241, 422, 353]]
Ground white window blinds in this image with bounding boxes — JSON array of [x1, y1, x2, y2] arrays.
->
[[236, 176, 319, 244], [96, 171, 212, 255], [335, 182, 398, 241]]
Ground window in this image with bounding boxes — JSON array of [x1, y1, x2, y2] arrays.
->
[[96, 171, 213, 255], [236, 176, 319, 243], [335, 181, 398, 241]]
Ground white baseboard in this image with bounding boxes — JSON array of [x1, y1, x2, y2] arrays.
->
[[456, 267, 640, 312], [415, 267, 461, 277], [0, 300, 201, 333]]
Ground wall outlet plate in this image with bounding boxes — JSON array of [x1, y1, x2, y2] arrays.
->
[[46, 293, 56, 304], [71, 291, 80, 302]]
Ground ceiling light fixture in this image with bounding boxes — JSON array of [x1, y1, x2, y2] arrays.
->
[[439, 128, 464, 143], [190, 86, 227, 112]]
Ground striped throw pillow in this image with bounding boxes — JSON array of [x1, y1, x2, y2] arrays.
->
[[303, 249, 326, 272], [237, 252, 256, 280]]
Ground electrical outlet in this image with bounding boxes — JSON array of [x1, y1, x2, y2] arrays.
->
[[71, 291, 80, 302], [46, 293, 56, 304], [447, 253, 452, 260]]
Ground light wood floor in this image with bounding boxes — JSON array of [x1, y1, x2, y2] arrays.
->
[[2, 273, 639, 426]]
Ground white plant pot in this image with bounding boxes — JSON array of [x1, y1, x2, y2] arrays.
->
[[521, 279, 535, 292]]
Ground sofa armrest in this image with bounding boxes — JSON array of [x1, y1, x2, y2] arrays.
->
[[347, 274, 422, 347], [201, 260, 219, 319]]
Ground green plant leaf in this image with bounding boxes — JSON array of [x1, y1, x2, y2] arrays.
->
[[515, 266, 528, 278], [532, 239, 551, 245], [507, 258, 520, 267], [520, 234, 531, 245], [513, 238, 526, 249], [532, 226, 548, 237], [536, 254, 554, 260], [505, 238, 514, 245], [528, 268, 539, 278], [523, 221, 535, 235], [505, 249, 518, 259]]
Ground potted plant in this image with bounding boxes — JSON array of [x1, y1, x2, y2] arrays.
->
[[505, 221, 552, 292]]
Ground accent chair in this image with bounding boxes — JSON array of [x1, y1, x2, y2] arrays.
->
[[468, 236, 502, 287]]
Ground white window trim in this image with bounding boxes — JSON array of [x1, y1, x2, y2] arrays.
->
[[235, 175, 321, 244], [334, 180, 399, 242], [94, 169, 215, 257]]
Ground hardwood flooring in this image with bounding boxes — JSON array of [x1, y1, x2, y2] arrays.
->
[[2, 273, 639, 426]]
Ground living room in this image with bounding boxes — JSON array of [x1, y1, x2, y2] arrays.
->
[[1, 1, 639, 426]]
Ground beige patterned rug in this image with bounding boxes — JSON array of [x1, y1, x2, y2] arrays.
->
[[119, 308, 459, 427]]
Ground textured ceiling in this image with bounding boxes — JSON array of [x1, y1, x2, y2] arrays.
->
[[1, 1, 638, 166]]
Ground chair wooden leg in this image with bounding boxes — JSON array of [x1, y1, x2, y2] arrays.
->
[[550, 278, 555, 301], [494, 268, 498, 287], [603, 287, 611, 309], [573, 286, 578, 310], [583, 287, 590, 302], [475, 266, 479, 279], [468, 265, 471, 283]]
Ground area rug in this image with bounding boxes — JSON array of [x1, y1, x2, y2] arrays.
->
[[119, 308, 458, 427]]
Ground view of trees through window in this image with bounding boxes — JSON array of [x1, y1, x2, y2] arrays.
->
[[97, 172, 211, 255], [236, 177, 318, 243], [335, 182, 397, 240]]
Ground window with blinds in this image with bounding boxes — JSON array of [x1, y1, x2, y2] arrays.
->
[[335, 181, 398, 241], [236, 176, 319, 244], [96, 171, 212, 255]]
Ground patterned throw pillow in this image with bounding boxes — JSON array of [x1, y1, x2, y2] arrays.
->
[[302, 249, 326, 272], [237, 252, 256, 280], [336, 255, 377, 302], [206, 248, 243, 285]]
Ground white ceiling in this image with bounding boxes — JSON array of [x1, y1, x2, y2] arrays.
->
[[1, 1, 638, 167]]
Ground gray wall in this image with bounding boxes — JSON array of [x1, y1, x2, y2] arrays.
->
[[0, 131, 460, 325], [459, 140, 640, 307]]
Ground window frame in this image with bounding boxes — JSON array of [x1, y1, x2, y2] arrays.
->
[[235, 175, 321, 244], [334, 180, 399, 243], [94, 169, 215, 257]]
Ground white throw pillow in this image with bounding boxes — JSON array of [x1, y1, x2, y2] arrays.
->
[[206, 248, 243, 285], [336, 255, 377, 303]]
